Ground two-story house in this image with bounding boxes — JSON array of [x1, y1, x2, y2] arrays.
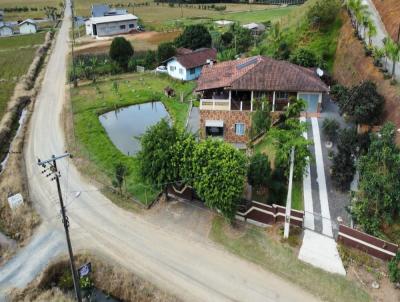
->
[[164, 48, 217, 81], [196, 56, 329, 146]]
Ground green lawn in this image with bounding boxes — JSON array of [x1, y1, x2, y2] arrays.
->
[[0, 0, 59, 20], [0, 32, 46, 120], [210, 216, 370, 302], [71, 73, 195, 206], [292, 180, 303, 211]]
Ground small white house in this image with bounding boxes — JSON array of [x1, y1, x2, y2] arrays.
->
[[0, 24, 13, 36], [164, 48, 217, 81], [19, 19, 37, 34], [85, 14, 138, 38]]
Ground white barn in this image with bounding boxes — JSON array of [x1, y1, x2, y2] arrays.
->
[[19, 19, 37, 34], [85, 14, 138, 38], [0, 24, 13, 36]]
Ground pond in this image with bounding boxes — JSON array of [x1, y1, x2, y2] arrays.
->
[[99, 101, 169, 155]]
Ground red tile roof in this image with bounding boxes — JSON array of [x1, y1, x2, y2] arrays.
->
[[196, 56, 329, 93], [172, 48, 217, 69]]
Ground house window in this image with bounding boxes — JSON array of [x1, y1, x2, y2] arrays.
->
[[235, 123, 245, 136], [169, 66, 176, 72], [190, 68, 196, 75], [120, 25, 126, 29], [276, 91, 289, 99], [129, 24, 134, 28], [179, 68, 183, 74]]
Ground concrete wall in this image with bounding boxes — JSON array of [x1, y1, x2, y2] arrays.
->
[[91, 19, 137, 37], [19, 23, 37, 34], [200, 110, 251, 143]]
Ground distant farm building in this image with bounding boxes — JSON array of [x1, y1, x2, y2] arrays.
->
[[91, 4, 127, 17], [19, 19, 38, 34], [0, 24, 13, 36], [85, 14, 138, 38], [242, 23, 266, 35]]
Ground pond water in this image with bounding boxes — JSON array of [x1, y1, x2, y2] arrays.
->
[[99, 101, 169, 155]]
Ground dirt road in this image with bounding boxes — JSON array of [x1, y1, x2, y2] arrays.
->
[[0, 2, 320, 301]]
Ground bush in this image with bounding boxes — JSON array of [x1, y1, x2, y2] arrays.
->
[[289, 48, 321, 68], [109, 37, 134, 70], [307, 0, 341, 30], [388, 252, 400, 283], [322, 118, 340, 142], [157, 42, 176, 64], [248, 153, 271, 189]]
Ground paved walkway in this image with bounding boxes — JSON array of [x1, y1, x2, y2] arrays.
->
[[298, 117, 345, 275], [187, 106, 200, 135]]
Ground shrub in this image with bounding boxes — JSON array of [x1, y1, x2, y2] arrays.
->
[[248, 153, 271, 189], [109, 37, 134, 70], [289, 48, 321, 68], [307, 0, 341, 30], [175, 24, 211, 50], [388, 252, 400, 283], [157, 42, 176, 64], [322, 118, 340, 142]]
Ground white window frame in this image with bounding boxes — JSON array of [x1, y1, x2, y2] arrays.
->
[[235, 123, 245, 136]]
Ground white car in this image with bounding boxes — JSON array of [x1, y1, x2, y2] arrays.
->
[[155, 66, 168, 73]]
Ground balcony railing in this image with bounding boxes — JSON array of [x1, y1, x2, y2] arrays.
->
[[200, 99, 230, 111]]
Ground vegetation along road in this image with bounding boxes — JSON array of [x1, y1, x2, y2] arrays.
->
[[0, 1, 321, 301]]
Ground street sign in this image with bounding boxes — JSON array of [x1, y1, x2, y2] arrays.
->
[[78, 262, 91, 278]]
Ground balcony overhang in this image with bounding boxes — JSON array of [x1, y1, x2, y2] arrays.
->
[[205, 120, 224, 127]]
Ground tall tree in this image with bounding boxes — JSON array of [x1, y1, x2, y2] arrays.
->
[[247, 153, 271, 189], [352, 123, 400, 235], [175, 24, 212, 50], [386, 38, 400, 79], [109, 37, 134, 70], [157, 42, 176, 64]]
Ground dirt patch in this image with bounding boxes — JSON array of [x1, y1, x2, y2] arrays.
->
[[75, 31, 181, 55], [339, 244, 400, 302], [333, 12, 400, 142], [372, 0, 400, 41], [9, 253, 181, 302], [222, 220, 247, 239]]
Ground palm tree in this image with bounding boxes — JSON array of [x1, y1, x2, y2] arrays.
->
[[347, 0, 369, 36], [386, 38, 400, 79], [366, 19, 377, 46], [383, 38, 391, 71]]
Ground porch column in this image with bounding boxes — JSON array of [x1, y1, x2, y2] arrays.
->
[[272, 91, 276, 112], [229, 90, 232, 110], [250, 91, 254, 111], [240, 101, 243, 111]]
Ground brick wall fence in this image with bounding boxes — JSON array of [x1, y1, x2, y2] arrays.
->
[[236, 200, 304, 228], [337, 224, 399, 261]]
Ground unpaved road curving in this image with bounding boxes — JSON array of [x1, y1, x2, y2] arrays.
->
[[0, 2, 320, 301]]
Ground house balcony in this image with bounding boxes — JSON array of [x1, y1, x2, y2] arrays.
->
[[199, 99, 252, 111]]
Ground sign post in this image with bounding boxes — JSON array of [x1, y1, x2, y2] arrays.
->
[[284, 147, 295, 239]]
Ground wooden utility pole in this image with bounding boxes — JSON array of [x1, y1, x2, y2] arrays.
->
[[283, 147, 295, 239], [38, 153, 82, 302]]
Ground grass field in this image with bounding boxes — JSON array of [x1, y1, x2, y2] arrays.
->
[[74, 1, 296, 29], [70, 73, 195, 206], [0, 0, 59, 20], [210, 216, 370, 302], [0, 31, 46, 120]]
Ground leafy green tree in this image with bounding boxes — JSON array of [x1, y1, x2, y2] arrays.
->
[[192, 139, 247, 221], [269, 118, 311, 180], [109, 37, 134, 70], [157, 42, 176, 63], [322, 118, 340, 143], [289, 48, 321, 68], [229, 23, 253, 53], [307, 0, 340, 30], [248, 153, 271, 189], [175, 24, 211, 49], [338, 81, 384, 125], [352, 123, 400, 235], [171, 132, 197, 185], [388, 252, 400, 283], [268, 167, 288, 205], [250, 99, 271, 139], [220, 31, 234, 49], [138, 119, 179, 196]]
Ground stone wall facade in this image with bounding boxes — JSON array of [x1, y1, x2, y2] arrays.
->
[[200, 110, 251, 143]]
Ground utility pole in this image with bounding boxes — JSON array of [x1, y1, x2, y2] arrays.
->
[[37, 153, 82, 302], [70, 0, 77, 88], [283, 147, 295, 239]]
